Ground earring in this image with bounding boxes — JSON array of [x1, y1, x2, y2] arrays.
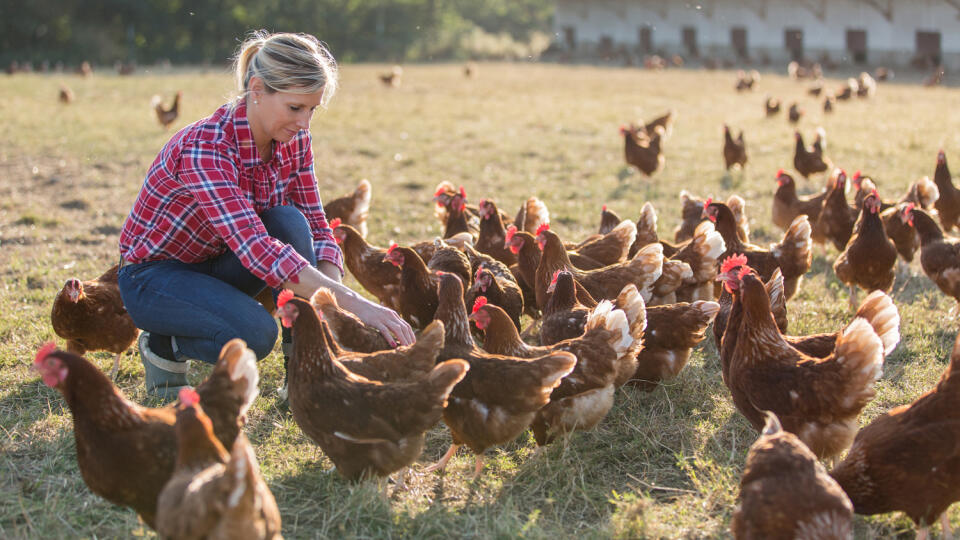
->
[[253, 99, 258, 105]]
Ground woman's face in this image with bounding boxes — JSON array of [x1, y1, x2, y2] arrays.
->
[[249, 77, 325, 147]]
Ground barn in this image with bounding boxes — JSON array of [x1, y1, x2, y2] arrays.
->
[[552, 0, 960, 70]]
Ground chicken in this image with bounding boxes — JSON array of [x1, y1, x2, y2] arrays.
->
[[831, 331, 960, 539], [856, 72, 877, 98], [674, 191, 749, 244], [705, 200, 812, 300], [32, 339, 258, 529], [433, 182, 548, 236], [50, 264, 138, 379], [850, 175, 925, 264], [430, 273, 576, 477], [836, 78, 857, 101], [731, 412, 853, 540], [323, 179, 371, 238], [504, 227, 543, 306], [772, 169, 828, 231], [533, 226, 663, 307], [566, 220, 638, 267], [734, 69, 760, 92], [717, 266, 893, 460], [882, 203, 921, 263], [714, 264, 789, 350], [808, 80, 824, 96], [787, 102, 803, 124], [310, 287, 392, 352], [471, 286, 644, 444], [379, 65, 402, 87], [156, 389, 281, 540], [629, 300, 719, 391], [649, 258, 693, 306], [635, 109, 675, 140], [540, 270, 596, 346], [723, 125, 747, 170], [434, 185, 472, 238], [910, 207, 960, 309], [468, 265, 523, 331], [812, 169, 857, 252], [764, 96, 781, 116], [933, 150, 960, 232], [382, 243, 441, 329], [331, 319, 445, 383], [476, 198, 518, 266], [824, 95, 835, 113], [58, 85, 74, 104], [833, 190, 898, 308], [332, 222, 402, 312], [794, 128, 829, 178], [597, 204, 622, 235], [278, 291, 469, 482], [875, 66, 892, 81], [924, 66, 945, 87], [671, 220, 727, 303], [152, 91, 181, 129], [621, 124, 665, 176]]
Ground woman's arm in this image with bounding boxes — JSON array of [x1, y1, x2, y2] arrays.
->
[[283, 262, 415, 347]]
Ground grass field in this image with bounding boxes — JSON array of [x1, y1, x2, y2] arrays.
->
[[3, 62, 960, 538]]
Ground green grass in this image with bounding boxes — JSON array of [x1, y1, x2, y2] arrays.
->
[[2, 62, 960, 538]]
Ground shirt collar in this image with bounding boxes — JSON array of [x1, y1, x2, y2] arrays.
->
[[233, 100, 282, 168]]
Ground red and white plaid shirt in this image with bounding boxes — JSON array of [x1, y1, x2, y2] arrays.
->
[[119, 100, 343, 288]]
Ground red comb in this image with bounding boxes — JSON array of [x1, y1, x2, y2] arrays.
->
[[387, 243, 398, 254], [852, 170, 861, 181], [474, 267, 484, 281], [737, 266, 751, 280], [720, 254, 749, 274], [34, 342, 57, 366], [472, 296, 488, 313], [776, 168, 784, 177], [329, 218, 341, 228], [434, 185, 447, 197], [535, 223, 550, 236], [505, 225, 517, 242], [871, 188, 879, 198], [178, 387, 200, 407], [459, 186, 466, 199], [434, 271, 445, 276], [704, 197, 713, 208], [906, 202, 916, 212], [602, 204, 607, 212], [551, 268, 562, 284], [479, 198, 487, 207], [277, 289, 294, 308]]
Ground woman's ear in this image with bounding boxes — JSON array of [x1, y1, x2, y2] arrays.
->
[[248, 76, 265, 99]]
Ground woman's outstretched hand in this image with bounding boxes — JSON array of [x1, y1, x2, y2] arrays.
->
[[343, 295, 415, 347]]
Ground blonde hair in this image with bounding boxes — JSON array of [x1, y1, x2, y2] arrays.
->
[[234, 31, 338, 107]]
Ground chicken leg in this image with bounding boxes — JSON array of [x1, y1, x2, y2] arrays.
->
[[942, 513, 954, 540], [848, 285, 859, 312], [471, 455, 485, 481], [425, 444, 459, 473], [917, 527, 929, 540]]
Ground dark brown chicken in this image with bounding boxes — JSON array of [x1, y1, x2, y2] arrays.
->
[[933, 150, 960, 232], [539, 270, 596, 346], [333, 222, 402, 311], [279, 292, 469, 482], [718, 266, 893, 460], [621, 124, 665, 176], [787, 102, 803, 124], [324, 179, 371, 238], [310, 287, 392, 352], [772, 169, 828, 231], [430, 273, 576, 478], [833, 190, 898, 308], [794, 128, 829, 178], [910, 207, 960, 309], [731, 412, 853, 540], [764, 96, 781, 116], [156, 389, 281, 540], [379, 65, 403, 87], [674, 192, 749, 244], [723, 124, 747, 170], [50, 264, 138, 379], [629, 300, 719, 391], [812, 169, 857, 252], [382, 244, 440, 329], [831, 331, 960, 539], [597, 204, 622, 235], [468, 265, 523, 331], [471, 287, 644, 444], [476, 198, 518, 266], [332, 320, 445, 383], [153, 91, 181, 129]]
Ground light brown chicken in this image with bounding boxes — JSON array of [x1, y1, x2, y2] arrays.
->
[[332, 222, 402, 312], [933, 150, 960, 232], [310, 287, 392, 352], [153, 91, 181, 129], [324, 179, 371, 238], [772, 169, 828, 231], [812, 169, 857, 252], [910, 207, 960, 310], [794, 128, 829, 179], [621, 124, 665, 176], [723, 124, 747, 170]]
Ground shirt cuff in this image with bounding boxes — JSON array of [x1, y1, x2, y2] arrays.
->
[[269, 244, 311, 289], [314, 239, 344, 278]]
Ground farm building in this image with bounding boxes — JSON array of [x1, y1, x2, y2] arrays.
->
[[553, 0, 960, 69]]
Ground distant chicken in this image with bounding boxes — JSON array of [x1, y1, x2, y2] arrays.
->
[[772, 169, 828, 231], [50, 264, 138, 379], [621, 124, 665, 176], [379, 65, 403, 87], [433, 182, 549, 235], [705, 200, 812, 300], [32, 339, 259, 529], [471, 287, 644, 444], [723, 124, 747, 170], [933, 150, 960, 232], [807, 80, 824, 96], [836, 78, 858, 101], [764, 96, 781, 116], [476, 198, 518, 265], [323, 179, 371, 238], [430, 273, 576, 477], [717, 264, 896, 460], [156, 389, 281, 540], [812, 169, 857, 252], [731, 412, 853, 540], [463, 62, 477, 78], [831, 331, 960, 539], [909, 207, 960, 309], [823, 95, 835, 113], [597, 204, 622, 235], [279, 291, 469, 482], [634, 110, 675, 140], [58, 85, 74, 104], [734, 70, 760, 92], [857, 71, 877, 98], [794, 128, 829, 178], [152, 91, 181, 129], [834, 190, 898, 308], [787, 102, 803, 124]]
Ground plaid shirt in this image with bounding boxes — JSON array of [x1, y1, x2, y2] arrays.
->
[[119, 100, 343, 288]]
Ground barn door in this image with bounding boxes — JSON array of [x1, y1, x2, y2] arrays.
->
[[564, 26, 576, 50], [846, 29, 867, 63], [916, 31, 942, 65], [784, 29, 803, 61], [639, 26, 653, 53], [731, 27, 747, 59], [682, 27, 698, 57]]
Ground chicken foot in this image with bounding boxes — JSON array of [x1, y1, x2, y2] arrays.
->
[[471, 455, 485, 481], [848, 285, 859, 312], [110, 352, 122, 380], [425, 444, 459, 473], [942, 513, 954, 540]]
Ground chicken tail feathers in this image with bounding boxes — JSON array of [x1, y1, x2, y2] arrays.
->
[[834, 318, 885, 409], [427, 359, 469, 400], [773, 215, 813, 280], [854, 291, 900, 356], [217, 339, 260, 419], [629, 243, 665, 302]]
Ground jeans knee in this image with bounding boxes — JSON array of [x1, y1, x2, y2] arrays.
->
[[239, 311, 279, 360], [261, 206, 313, 260]]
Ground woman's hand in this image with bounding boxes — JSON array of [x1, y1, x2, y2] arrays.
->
[[344, 296, 416, 347]]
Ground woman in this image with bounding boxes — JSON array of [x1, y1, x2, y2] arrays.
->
[[118, 31, 413, 398]]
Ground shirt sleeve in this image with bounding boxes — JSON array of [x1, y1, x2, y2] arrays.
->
[[178, 142, 310, 288], [286, 139, 345, 277]]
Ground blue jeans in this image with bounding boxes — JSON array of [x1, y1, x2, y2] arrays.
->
[[118, 205, 316, 364]]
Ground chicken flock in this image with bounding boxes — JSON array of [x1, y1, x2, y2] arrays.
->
[[37, 66, 960, 539]]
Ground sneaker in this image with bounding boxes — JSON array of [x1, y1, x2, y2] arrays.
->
[[139, 332, 189, 399]]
